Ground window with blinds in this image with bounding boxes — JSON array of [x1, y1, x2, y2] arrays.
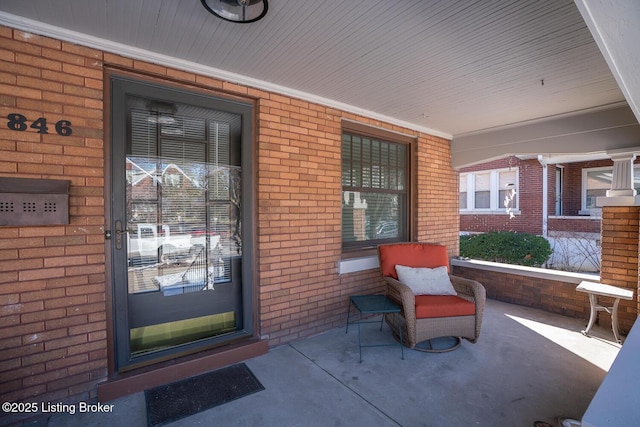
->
[[341, 130, 408, 249], [126, 97, 242, 285]]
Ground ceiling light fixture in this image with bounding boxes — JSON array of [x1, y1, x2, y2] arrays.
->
[[201, 0, 268, 24]]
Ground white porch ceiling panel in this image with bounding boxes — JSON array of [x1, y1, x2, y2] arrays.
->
[[0, 0, 627, 141]]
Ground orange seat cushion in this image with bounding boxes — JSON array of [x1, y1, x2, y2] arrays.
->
[[414, 295, 476, 319]]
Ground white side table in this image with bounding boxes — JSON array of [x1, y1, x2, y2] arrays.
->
[[576, 280, 634, 343]]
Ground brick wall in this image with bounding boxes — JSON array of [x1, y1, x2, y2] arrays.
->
[[0, 24, 459, 413], [458, 156, 514, 173], [451, 263, 591, 321], [0, 28, 107, 410], [548, 217, 600, 234], [417, 133, 460, 255], [256, 93, 344, 345], [257, 102, 457, 345], [600, 206, 639, 332]]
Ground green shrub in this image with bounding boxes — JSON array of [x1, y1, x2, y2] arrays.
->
[[459, 231, 552, 267]]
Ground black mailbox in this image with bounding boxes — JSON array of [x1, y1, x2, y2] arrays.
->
[[0, 177, 70, 226]]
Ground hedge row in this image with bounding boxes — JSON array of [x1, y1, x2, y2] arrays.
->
[[459, 231, 552, 267]]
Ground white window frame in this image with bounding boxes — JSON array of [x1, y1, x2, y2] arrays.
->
[[581, 165, 640, 214], [581, 166, 611, 214], [460, 168, 520, 214]]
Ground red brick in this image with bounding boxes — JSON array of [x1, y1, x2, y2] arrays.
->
[[0, 25, 464, 408], [45, 334, 87, 351]]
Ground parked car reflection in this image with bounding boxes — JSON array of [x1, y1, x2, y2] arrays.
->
[[376, 221, 398, 239]]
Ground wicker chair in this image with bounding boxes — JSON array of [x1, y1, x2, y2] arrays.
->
[[378, 243, 486, 352]]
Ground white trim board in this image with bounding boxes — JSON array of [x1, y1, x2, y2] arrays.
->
[[0, 12, 452, 141]]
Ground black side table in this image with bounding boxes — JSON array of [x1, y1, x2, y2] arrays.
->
[[345, 294, 404, 362]]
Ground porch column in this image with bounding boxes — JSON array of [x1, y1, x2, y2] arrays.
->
[[606, 151, 636, 197], [595, 149, 640, 334]]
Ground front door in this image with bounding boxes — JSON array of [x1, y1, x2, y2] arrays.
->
[[555, 166, 563, 216], [109, 76, 254, 370]]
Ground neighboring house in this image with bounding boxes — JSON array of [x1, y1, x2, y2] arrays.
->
[[459, 155, 640, 272]]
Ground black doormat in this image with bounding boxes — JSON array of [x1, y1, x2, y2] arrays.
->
[[145, 363, 265, 427]]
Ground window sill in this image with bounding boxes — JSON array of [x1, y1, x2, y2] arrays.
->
[[578, 209, 599, 216], [338, 255, 379, 275], [549, 215, 601, 220], [460, 210, 521, 215], [339, 241, 406, 274]]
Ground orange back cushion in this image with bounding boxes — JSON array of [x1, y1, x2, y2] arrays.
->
[[378, 243, 449, 279]]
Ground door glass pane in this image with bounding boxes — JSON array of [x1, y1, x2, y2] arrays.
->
[[125, 96, 242, 356], [127, 157, 238, 288]]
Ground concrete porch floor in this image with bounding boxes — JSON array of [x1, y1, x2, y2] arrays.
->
[[23, 299, 621, 427]]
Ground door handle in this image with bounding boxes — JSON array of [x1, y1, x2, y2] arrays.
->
[[114, 220, 128, 250]]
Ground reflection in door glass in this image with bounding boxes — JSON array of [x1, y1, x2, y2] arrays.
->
[[126, 157, 240, 297]]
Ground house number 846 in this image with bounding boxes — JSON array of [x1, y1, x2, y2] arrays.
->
[[6, 113, 73, 136]]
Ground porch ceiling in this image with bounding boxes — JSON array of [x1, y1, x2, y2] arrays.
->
[[1, 0, 638, 167]]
